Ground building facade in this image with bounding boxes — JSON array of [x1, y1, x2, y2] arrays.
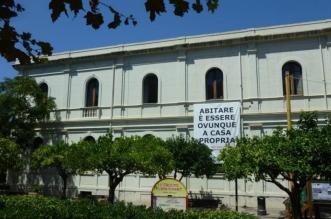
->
[[15, 19, 331, 209]]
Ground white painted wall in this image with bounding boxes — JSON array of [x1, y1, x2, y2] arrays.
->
[[17, 21, 331, 210]]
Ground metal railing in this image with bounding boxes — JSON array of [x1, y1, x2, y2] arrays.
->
[[82, 107, 98, 118]]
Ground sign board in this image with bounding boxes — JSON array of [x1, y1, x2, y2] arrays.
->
[[194, 102, 241, 158], [151, 178, 188, 211], [312, 182, 331, 202], [153, 197, 187, 211]]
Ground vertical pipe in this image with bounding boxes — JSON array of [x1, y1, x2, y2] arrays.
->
[[111, 64, 116, 120], [285, 72, 294, 199], [184, 50, 188, 102], [236, 46, 244, 212], [319, 37, 328, 110], [66, 68, 72, 120], [185, 52, 188, 116], [235, 178, 238, 211], [121, 66, 125, 117], [285, 71, 292, 129]]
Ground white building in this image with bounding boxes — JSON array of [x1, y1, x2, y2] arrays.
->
[[15, 19, 331, 209]]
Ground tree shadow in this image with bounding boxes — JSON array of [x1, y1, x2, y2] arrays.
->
[[188, 187, 223, 209]]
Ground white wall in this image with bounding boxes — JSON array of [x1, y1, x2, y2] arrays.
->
[[22, 31, 331, 210]]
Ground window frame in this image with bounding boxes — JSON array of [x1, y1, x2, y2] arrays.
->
[[142, 73, 158, 104], [39, 82, 48, 96], [205, 68, 224, 100], [282, 61, 303, 96], [85, 78, 99, 107]]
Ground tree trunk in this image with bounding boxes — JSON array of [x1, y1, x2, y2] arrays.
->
[[60, 174, 68, 199], [108, 186, 116, 204], [0, 171, 6, 184], [289, 189, 302, 219]]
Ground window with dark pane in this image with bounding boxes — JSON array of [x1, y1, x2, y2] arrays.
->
[[33, 137, 43, 150], [206, 68, 223, 100], [85, 78, 99, 107], [39, 83, 48, 96], [39, 82, 48, 103], [282, 62, 303, 95], [143, 74, 158, 103], [84, 136, 96, 143]]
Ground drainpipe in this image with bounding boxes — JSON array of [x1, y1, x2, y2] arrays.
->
[[319, 36, 328, 110]]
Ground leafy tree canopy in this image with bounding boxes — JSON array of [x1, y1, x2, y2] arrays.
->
[[1, 0, 219, 65], [219, 112, 331, 219], [163, 135, 217, 181], [73, 132, 173, 203], [0, 76, 56, 149], [0, 138, 22, 178], [32, 141, 77, 197]]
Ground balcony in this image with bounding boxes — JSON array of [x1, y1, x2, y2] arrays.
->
[[83, 107, 99, 118], [48, 94, 329, 122]]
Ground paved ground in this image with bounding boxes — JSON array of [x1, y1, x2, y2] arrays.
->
[[239, 207, 285, 219], [239, 206, 331, 219]]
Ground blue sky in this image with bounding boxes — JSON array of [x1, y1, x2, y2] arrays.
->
[[1, 0, 331, 80]]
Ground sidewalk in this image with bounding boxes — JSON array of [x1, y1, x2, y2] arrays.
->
[[239, 207, 285, 219], [239, 206, 331, 219]]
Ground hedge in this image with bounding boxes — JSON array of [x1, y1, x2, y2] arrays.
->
[[0, 195, 257, 219]]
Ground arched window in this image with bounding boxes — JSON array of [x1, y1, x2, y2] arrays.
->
[[143, 74, 158, 103], [206, 68, 223, 100], [83, 136, 96, 143], [39, 83, 48, 101], [143, 134, 155, 140], [33, 137, 44, 150], [282, 61, 303, 95], [85, 78, 99, 107]]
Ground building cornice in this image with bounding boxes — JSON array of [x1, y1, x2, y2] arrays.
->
[[15, 19, 331, 71]]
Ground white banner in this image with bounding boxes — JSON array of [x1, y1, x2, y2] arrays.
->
[[194, 102, 241, 158], [312, 182, 331, 201]]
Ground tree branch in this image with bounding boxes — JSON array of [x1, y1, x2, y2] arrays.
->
[[265, 176, 291, 195], [280, 172, 291, 181]]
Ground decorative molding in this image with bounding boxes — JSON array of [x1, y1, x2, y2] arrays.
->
[[326, 35, 331, 48], [16, 20, 331, 72], [177, 49, 186, 61], [177, 55, 186, 62], [176, 125, 188, 132], [115, 63, 124, 68], [249, 123, 263, 129], [247, 43, 257, 54]]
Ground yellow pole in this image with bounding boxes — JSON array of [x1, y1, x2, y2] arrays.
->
[[285, 71, 292, 130], [286, 72, 312, 218], [285, 72, 294, 218]]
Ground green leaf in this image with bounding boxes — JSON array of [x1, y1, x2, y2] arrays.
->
[[49, 0, 67, 22], [66, 0, 83, 16], [144, 0, 166, 21], [192, 0, 203, 13], [108, 13, 121, 29], [169, 0, 189, 16], [84, 11, 104, 29], [207, 0, 219, 13]]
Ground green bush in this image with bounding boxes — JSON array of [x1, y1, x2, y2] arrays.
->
[[0, 195, 256, 219]]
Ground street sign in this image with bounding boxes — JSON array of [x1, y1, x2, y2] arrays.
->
[[151, 178, 188, 211]]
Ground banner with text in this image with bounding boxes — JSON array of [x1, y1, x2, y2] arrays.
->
[[194, 102, 241, 158]]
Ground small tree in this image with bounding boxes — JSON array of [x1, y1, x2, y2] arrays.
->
[[0, 76, 56, 149], [75, 133, 173, 203], [32, 141, 77, 198], [219, 112, 331, 219], [0, 138, 23, 183], [163, 135, 217, 181]]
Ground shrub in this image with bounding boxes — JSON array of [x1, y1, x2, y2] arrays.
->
[[0, 195, 256, 219]]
